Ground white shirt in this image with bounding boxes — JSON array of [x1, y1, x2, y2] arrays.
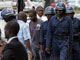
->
[[17, 20, 31, 48], [7, 36, 17, 43], [37, 14, 48, 22]]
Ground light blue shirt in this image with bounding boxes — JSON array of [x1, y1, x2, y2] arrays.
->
[[17, 20, 31, 49]]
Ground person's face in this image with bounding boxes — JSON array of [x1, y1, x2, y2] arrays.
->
[[37, 7, 44, 17], [45, 14, 54, 20], [23, 15, 27, 22], [67, 13, 74, 18], [29, 13, 36, 21], [56, 10, 64, 16], [5, 27, 10, 39]]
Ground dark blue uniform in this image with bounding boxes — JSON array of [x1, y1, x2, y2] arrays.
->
[[46, 15, 73, 60], [40, 21, 50, 60], [40, 21, 48, 45], [72, 18, 80, 60]]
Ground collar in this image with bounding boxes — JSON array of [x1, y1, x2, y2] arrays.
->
[[7, 36, 17, 43], [37, 14, 41, 19], [18, 20, 25, 23], [57, 16, 64, 21]]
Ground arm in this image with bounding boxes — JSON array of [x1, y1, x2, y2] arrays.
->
[[25, 40, 33, 54], [25, 40, 34, 60], [40, 45, 44, 56], [40, 23, 44, 56], [69, 19, 73, 47], [40, 23, 44, 45], [23, 25, 34, 59], [46, 18, 53, 53]]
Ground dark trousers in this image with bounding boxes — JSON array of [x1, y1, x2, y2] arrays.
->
[[50, 39, 68, 60], [71, 40, 80, 60]]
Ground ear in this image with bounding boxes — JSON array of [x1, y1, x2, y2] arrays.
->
[[9, 30, 13, 35]]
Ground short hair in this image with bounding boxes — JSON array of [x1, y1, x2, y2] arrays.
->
[[5, 21, 19, 36], [29, 10, 36, 16], [18, 11, 27, 21], [36, 6, 44, 11]]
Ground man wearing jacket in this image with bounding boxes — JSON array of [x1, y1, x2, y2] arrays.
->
[[1, 21, 28, 60]]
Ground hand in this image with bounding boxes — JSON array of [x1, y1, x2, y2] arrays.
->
[[40, 50, 44, 56], [46, 48, 50, 54], [30, 52, 34, 60], [0, 54, 3, 59]]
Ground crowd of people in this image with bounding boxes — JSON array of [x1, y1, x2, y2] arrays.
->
[[0, 2, 80, 60]]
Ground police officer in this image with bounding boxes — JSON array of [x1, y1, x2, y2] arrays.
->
[[46, 2, 73, 60], [0, 8, 16, 42], [66, 6, 80, 60], [40, 6, 55, 60], [1, 8, 16, 22]]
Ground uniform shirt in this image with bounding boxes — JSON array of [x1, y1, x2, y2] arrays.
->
[[40, 21, 48, 45], [29, 19, 43, 49], [72, 18, 80, 36], [46, 15, 73, 48], [17, 20, 31, 49]]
